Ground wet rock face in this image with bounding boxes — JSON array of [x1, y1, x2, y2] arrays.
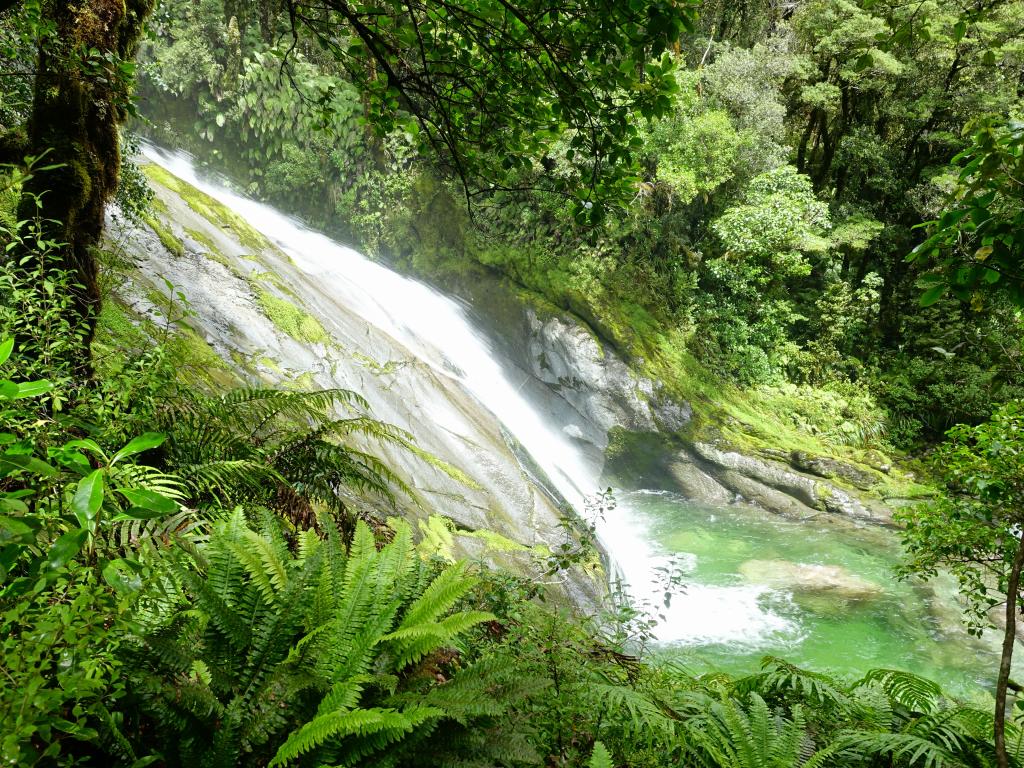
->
[[109, 159, 611, 612], [442, 279, 892, 529], [693, 444, 821, 510], [739, 559, 884, 601], [689, 443, 894, 524], [524, 309, 692, 439], [789, 451, 880, 490], [605, 433, 896, 524]]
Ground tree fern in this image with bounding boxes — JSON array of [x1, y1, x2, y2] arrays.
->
[[157, 385, 432, 527]]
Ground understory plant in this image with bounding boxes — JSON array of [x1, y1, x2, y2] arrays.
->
[[121, 510, 497, 767]]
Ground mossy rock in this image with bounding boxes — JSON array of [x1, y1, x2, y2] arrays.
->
[[253, 286, 329, 345], [143, 163, 270, 253], [142, 213, 184, 258]]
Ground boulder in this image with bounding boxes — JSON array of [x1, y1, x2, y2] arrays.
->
[[666, 458, 733, 505], [739, 559, 884, 601]]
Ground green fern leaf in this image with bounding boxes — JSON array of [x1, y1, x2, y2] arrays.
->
[[269, 706, 443, 766]]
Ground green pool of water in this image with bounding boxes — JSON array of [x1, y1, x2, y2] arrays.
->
[[622, 490, 1010, 698]]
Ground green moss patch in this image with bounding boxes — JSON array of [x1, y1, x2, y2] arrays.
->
[[166, 325, 239, 389], [95, 299, 150, 351], [143, 163, 270, 253], [143, 213, 185, 258], [254, 286, 329, 344], [405, 445, 484, 490], [182, 226, 238, 272], [411, 515, 535, 565]]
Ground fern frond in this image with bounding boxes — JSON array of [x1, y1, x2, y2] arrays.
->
[[588, 741, 613, 768], [183, 459, 285, 503], [109, 463, 188, 499], [384, 610, 494, 669], [856, 669, 943, 714], [269, 706, 443, 766], [834, 729, 961, 768], [397, 562, 478, 629], [736, 656, 850, 710], [590, 683, 676, 741]]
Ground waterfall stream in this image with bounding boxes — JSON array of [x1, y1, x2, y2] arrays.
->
[[137, 145, 1007, 692], [141, 144, 793, 645]]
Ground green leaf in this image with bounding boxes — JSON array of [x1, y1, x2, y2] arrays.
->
[[14, 379, 52, 399], [111, 432, 166, 465], [0, 515, 34, 545], [919, 284, 947, 307], [102, 558, 143, 592], [63, 438, 107, 459], [0, 452, 57, 478], [115, 506, 171, 521], [0, 496, 29, 514], [0, 338, 12, 366], [589, 741, 614, 768], [44, 529, 88, 572], [118, 487, 177, 514], [72, 470, 105, 532]]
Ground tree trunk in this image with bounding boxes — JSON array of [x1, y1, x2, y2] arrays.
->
[[15, 0, 154, 372], [996, 531, 1024, 768]]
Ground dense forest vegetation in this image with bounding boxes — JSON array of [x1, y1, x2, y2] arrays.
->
[[1, 0, 1024, 766]]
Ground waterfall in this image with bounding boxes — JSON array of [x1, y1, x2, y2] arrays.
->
[[140, 145, 797, 648]]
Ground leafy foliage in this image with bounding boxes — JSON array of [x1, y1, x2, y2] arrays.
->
[[898, 402, 1024, 634], [157, 385, 422, 531], [0, 338, 181, 767], [6, 2, 1024, 767], [122, 510, 494, 767], [285, 0, 699, 221], [912, 120, 1024, 308]]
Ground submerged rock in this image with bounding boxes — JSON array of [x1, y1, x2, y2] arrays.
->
[[739, 559, 884, 601]]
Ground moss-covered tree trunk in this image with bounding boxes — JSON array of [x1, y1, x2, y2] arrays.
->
[[15, 0, 154, 370]]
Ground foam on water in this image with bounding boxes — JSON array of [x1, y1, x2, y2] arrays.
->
[[142, 144, 800, 648]]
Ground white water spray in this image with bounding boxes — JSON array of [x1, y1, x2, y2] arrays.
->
[[142, 145, 797, 647]]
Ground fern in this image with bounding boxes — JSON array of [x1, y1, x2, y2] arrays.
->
[[590, 683, 676, 742], [158, 385, 432, 527], [856, 668, 943, 714], [682, 693, 839, 768], [736, 656, 851, 710], [834, 730, 962, 767], [124, 513, 503, 767], [270, 706, 444, 765], [588, 741, 614, 768]]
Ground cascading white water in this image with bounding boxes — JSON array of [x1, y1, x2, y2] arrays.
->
[[142, 145, 797, 647]]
